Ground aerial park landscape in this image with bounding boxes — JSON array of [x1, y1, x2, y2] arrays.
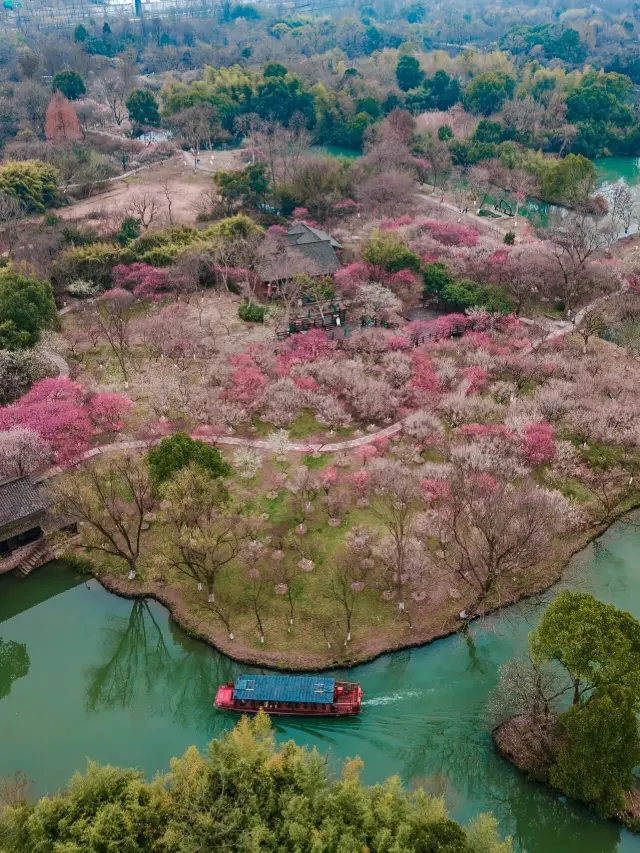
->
[[1, 0, 640, 849]]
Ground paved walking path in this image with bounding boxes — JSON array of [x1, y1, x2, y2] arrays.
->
[[41, 348, 70, 378], [414, 191, 509, 238], [39, 279, 624, 480]]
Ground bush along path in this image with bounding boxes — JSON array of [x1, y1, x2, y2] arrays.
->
[[37, 420, 405, 480], [37, 283, 627, 481]]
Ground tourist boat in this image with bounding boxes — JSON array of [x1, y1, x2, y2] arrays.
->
[[214, 674, 363, 716]]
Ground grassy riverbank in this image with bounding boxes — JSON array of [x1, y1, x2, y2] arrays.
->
[[82, 493, 640, 672]]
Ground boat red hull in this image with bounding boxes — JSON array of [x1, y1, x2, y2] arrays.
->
[[214, 702, 360, 716], [214, 682, 362, 716]]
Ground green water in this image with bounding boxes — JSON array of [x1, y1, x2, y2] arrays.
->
[[2, 526, 640, 852], [308, 144, 362, 159], [498, 158, 640, 230]]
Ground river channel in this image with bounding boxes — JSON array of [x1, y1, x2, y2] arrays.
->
[[1, 517, 640, 852]]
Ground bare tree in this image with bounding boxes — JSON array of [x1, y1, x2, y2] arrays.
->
[[427, 474, 575, 615], [169, 107, 214, 169], [286, 464, 321, 523], [101, 71, 128, 126], [467, 166, 491, 213], [161, 179, 175, 225], [125, 194, 161, 230], [504, 168, 538, 226], [95, 289, 137, 384], [53, 454, 154, 578], [356, 170, 415, 216], [269, 555, 302, 631], [616, 314, 640, 357], [245, 566, 270, 644], [502, 95, 543, 143], [609, 182, 634, 237], [489, 654, 571, 724], [0, 771, 32, 807], [450, 168, 471, 214], [541, 213, 616, 317], [246, 115, 311, 187], [159, 465, 247, 604], [324, 560, 360, 646], [367, 460, 426, 617], [0, 193, 24, 255], [577, 308, 604, 354]]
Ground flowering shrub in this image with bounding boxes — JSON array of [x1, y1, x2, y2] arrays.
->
[[277, 330, 333, 375], [521, 421, 556, 465], [0, 378, 132, 463], [211, 266, 251, 290], [319, 466, 338, 490], [87, 393, 133, 433], [380, 215, 414, 231], [113, 264, 169, 301], [387, 336, 412, 350], [456, 423, 512, 439], [293, 376, 319, 392], [462, 366, 488, 394], [433, 314, 470, 335], [334, 262, 372, 293], [228, 364, 268, 403], [353, 444, 378, 466], [390, 269, 420, 290], [416, 219, 480, 247], [420, 478, 450, 503], [410, 352, 440, 393], [333, 198, 359, 212], [351, 469, 370, 495]]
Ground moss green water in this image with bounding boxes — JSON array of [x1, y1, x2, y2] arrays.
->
[[3, 521, 640, 852]]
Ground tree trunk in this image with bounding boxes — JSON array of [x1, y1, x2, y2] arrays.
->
[[573, 678, 580, 706]]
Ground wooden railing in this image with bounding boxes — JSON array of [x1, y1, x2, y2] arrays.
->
[[276, 309, 347, 340], [277, 317, 469, 345], [410, 323, 469, 346]]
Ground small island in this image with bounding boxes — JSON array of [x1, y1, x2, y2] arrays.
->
[[492, 591, 640, 830]]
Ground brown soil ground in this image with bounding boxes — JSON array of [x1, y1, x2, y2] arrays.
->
[[57, 158, 215, 229]]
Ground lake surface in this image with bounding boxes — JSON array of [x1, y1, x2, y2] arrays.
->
[[521, 157, 640, 230], [3, 521, 640, 852]]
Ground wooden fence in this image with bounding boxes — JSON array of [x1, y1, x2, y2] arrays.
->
[[410, 322, 470, 346]]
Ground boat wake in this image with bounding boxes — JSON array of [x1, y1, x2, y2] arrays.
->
[[362, 690, 427, 707]]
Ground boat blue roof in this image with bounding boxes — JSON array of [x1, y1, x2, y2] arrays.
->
[[233, 675, 335, 704]]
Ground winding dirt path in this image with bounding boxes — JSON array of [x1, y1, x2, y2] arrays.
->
[[39, 285, 625, 480]]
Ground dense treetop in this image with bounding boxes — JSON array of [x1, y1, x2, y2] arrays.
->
[[0, 713, 514, 853]]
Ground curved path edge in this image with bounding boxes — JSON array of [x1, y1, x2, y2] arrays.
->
[[94, 506, 628, 672], [38, 284, 625, 481], [38, 421, 405, 480]]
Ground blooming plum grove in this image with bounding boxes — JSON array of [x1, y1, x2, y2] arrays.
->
[[0, 377, 132, 464]]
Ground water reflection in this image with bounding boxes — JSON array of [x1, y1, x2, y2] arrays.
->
[[2, 513, 640, 853], [0, 638, 29, 700], [86, 600, 236, 735]]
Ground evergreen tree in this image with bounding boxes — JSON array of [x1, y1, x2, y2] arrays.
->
[[52, 70, 86, 101], [396, 55, 424, 91], [126, 89, 161, 126], [148, 432, 231, 489], [0, 272, 56, 350]]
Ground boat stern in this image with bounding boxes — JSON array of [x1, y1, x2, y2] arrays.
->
[[214, 684, 234, 710]]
